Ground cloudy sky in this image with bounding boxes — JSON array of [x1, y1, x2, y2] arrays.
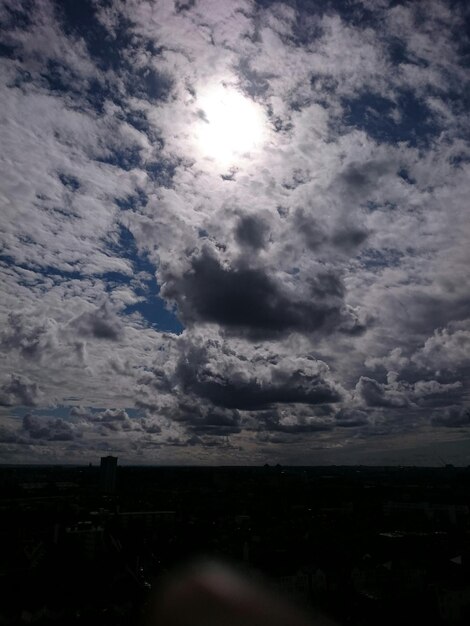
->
[[1, 0, 469, 466]]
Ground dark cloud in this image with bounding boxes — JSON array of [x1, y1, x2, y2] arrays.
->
[[356, 376, 410, 408], [173, 337, 342, 410], [294, 211, 326, 250], [337, 160, 393, 198], [235, 215, 269, 250], [22, 414, 50, 439], [0, 425, 27, 444], [175, 403, 242, 436], [140, 419, 162, 435], [356, 374, 462, 409], [293, 208, 369, 255], [185, 373, 341, 411], [22, 414, 75, 441], [69, 303, 122, 341], [162, 248, 362, 339], [335, 408, 370, 428], [331, 225, 369, 253], [431, 406, 470, 428], [395, 294, 470, 341]]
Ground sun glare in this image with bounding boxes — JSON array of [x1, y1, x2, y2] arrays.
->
[[195, 85, 265, 165]]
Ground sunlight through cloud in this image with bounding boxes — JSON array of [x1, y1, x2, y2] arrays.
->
[[195, 84, 266, 166]]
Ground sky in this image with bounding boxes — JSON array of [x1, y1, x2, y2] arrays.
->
[[0, 0, 469, 466]]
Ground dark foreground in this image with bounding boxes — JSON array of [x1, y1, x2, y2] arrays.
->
[[1, 464, 470, 625]]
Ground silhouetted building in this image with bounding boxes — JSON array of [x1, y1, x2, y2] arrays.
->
[[100, 455, 117, 493]]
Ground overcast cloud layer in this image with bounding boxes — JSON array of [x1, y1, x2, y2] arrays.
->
[[1, 0, 469, 465]]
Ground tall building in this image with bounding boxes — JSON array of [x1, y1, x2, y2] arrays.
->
[[100, 456, 117, 493]]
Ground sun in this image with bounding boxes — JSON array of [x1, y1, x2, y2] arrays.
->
[[195, 84, 265, 166]]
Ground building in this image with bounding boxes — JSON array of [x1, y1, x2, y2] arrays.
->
[[65, 521, 104, 560], [100, 455, 118, 493], [117, 510, 176, 530]]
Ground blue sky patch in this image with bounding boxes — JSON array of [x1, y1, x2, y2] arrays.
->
[[360, 247, 403, 270], [96, 145, 143, 171], [107, 225, 183, 334], [125, 291, 184, 334], [146, 159, 180, 187], [343, 90, 441, 146], [55, 0, 134, 72], [115, 190, 149, 212]]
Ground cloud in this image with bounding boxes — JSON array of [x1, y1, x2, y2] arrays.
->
[[257, 407, 335, 434], [1, 311, 59, 361], [69, 406, 142, 434], [161, 247, 365, 339], [0, 374, 43, 407], [411, 319, 470, 374], [0, 424, 28, 445], [0, 0, 469, 464], [22, 414, 76, 441], [235, 214, 269, 251], [69, 302, 123, 341], [169, 330, 344, 411], [293, 207, 369, 256], [335, 408, 370, 428], [355, 374, 461, 409], [431, 406, 470, 428], [172, 403, 242, 437]]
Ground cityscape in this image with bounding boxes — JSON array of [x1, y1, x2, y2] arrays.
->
[[1, 460, 470, 625], [1, 0, 469, 624]]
